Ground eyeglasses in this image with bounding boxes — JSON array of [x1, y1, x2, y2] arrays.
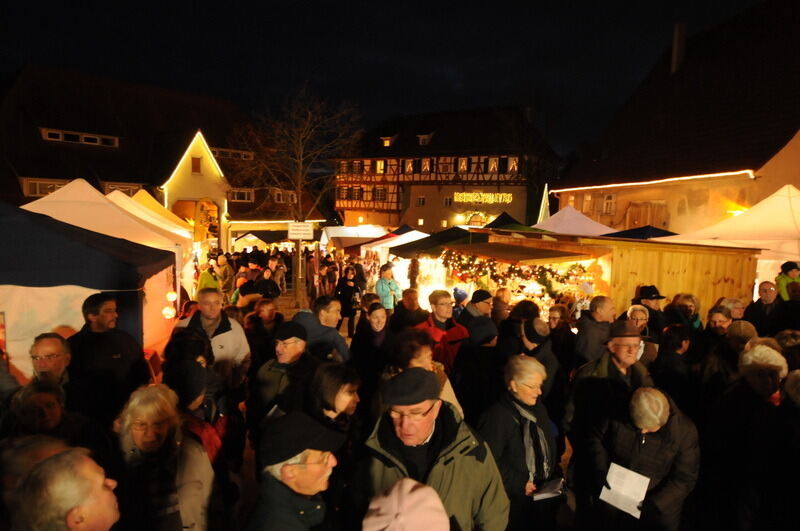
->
[[434, 302, 453, 307], [131, 419, 170, 432], [274, 339, 302, 348], [30, 354, 62, 362], [389, 400, 439, 421]]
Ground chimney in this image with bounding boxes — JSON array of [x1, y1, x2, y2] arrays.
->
[[671, 22, 686, 74]]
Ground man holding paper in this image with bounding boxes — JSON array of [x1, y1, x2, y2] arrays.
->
[[588, 387, 699, 530]]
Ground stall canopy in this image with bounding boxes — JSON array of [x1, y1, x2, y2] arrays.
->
[[603, 225, 677, 239], [321, 225, 387, 249], [484, 212, 523, 228], [235, 230, 323, 245], [531, 205, 614, 235], [445, 242, 591, 265], [132, 190, 192, 231], [655, 184, 800, 260], [107, 190, 193, 240], [391, 227, 489, 258]]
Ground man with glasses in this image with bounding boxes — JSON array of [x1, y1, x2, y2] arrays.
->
[[358, 368, 509, 531], [249, 411, 344, 530], [415, 290, 469, 372], [456, 289, 493, 328], [744, 281, 782, 336]]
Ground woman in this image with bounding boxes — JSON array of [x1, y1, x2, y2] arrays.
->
[[382, 328, 463, 418], [715, 297, 745, 321], [116, 384, 213, 531], [355, 293, 381, 335], [375, 264, 402, 316], [254, 268, 281, 300], [548, 304, 577, 374], [478, 356, 561, 531], [626, 304, 658, 366], [335, 266, 362, 338], [350, 303, 393, 412], [664, 293, 702, 331]]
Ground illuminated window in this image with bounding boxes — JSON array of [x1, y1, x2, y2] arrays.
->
[[568, 195, 575, 207], [337, 187, 348, 200], [352, 187, 363, 200], [422, 159, 430, 173], [489, 157, 498, 173], [376, 160, 385, 174], [229, 188, 254, 202], [603, 194, 616, 215], [353, 160, 363, 174], [358, 216, 364, 223], [374, 187, 387, 201], [582, 194, 592, 213], [287, 192, 297, 203], [509, 157, 518, 172], [458, 158, 469, 172], [23, 178, 68, 197], [40, 128, 119, 148], [105, 183, 142, 196], [416, 196, 426, 207], [405, 160, 414, 174], [191, 157, 202, 174], [417, 218, 424, 226], [443, 197, 453, 207], [381, 137, 394, 147], [274, 190, 284, 203], [339, 160, 348, 173], [441, 220, 448, 228]]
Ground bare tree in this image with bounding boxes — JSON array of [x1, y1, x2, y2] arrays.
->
[[229, 88, 362, 306]]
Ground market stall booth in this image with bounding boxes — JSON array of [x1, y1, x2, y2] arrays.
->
[[320, 225, 387, 253], [441, 228, 760, 318], [0, 203, 174, 380], [233, 230, 323, 253], [531, 205, 615, 235]]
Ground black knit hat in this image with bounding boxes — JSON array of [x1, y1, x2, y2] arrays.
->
[[275, 322, 308, 342], [470, 289, 492, 304], [381, 368, 440, 406], [258, 412, 345, 466], [162, 359, 207, 409], [781, 261, 800, 274]]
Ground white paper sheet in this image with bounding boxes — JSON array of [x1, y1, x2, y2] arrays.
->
[[598, 462, 650, 519], [532, 477, 565, 501]]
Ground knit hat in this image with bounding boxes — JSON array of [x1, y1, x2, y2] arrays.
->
[[781, 261, 800, 274], [258, 412, 345, 466], [381, 368, 440, 406], [470, 289, 492, 304], [275, 322, 307, 342], [453, 287, 468, 304], [162, 360, 207, 409], [467, 316, 498, 346], [362, 478, 449, 531]]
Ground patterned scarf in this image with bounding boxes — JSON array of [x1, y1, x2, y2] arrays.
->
[[510, 395, 551, 483]]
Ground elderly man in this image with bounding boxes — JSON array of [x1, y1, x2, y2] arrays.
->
[[358, 368, 509, 531], [12, 448, 119, 531], [415, 290, 469, 372], [743, 281, 781, 336], [67, 294, 149, 428], [292, 296, 350, 362], [215, 255, 235, 298], [248, 412, 344, 531], [456, 289, 494, 328], [564, 320, 654, 527], [389, 289, 430, 334], [588, 387, 699, 530], [634, 285, 667, 342], [575, 295, 615, 365]]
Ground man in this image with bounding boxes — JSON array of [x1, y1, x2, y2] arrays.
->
[[292, 296, 350, 362], [744, 281, 781, 336], [247, 322, 320, 448], [12, 448, 119, 531], [246, 258, 264, 283], [215, 255, 235, 299], [29, 333, 71, 385], [574, 295, 615, 365], [456, 289, 493, 328], [649, 324, 695, 415], [588, 388, 699, 530], [358, 368, 509, 530], [564, 320, 654, 527], [388, 289, 430, 334], [248, 412, 344, 531], [635, 285, 667, 342], [176, 287, 250, 370], [67, 294, 150, 428], [415, 290, 469, 372], [245, 298, 285, 380]]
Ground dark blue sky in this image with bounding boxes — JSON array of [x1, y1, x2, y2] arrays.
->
[[1, 1, 760, 154]]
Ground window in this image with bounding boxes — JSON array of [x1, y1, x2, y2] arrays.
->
[[417, 218, 424, 226], [443, 197, 453, 207], [191, 157, 202, 174], [567, 195, 575, 207], [339, 161, 348, 174], [417, 133, 434, 145], [353, 161, 363, 174], [274, 190, 284, 203], [230, 188, 254, 202], [381, 136, 393, 147], [105, 183, 141, 196], [489, 157, 499, 173], [481, 158, 489, 173], [416, 196, 426, 207], [337, 187, 348, 200], [63, 132, 80, 142], [603, 194, 616, 215], [211, 147, 255, 160], [422, 158, 430, 173], [376, 160, 385, 174], [363, 160, 371, 174], [582, 194, 593, 213], [287, 191, 298, 203], [458, 157, 469, 173], [40, 128, 119, 148], [509, 157, 519, 172], [405, 160, 414, 174], [374, 187, 387, 201], [441, 220, 448, 228], [352, 187, 363, 200], [23, 178, 68, 197]]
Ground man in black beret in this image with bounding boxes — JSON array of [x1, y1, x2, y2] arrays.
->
[[246, 322, 320, 466], [357, 368, 509, 530], [248, 412, 345, 530]]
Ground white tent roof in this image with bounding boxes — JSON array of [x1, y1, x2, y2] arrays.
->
[[320, 225, 387, 246], [107, 190, 193, 240], [531, 205, 615, 236], [655, 184, 800, 260], [365, 230, 429, 251], [132, 189, 192, 231]]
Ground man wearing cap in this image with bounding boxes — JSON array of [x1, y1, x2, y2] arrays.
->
[[635, 285, 667, 342], [776, 260, 800, 301], [357, 368, 509, 531], [248, 411, 344, 531], [456, 289, 494, 328], [246, 322, 320, 450], [563, 320, 654, 527]]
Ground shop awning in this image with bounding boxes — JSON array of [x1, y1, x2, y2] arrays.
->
[[391, 227, 488, 258], [235, 230, 322, 244], [444, 242, 592, 265]]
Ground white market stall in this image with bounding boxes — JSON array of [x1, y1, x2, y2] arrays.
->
[[361, 229, 429, 263], [132, 189, 193, 232], [320, 225, 388, 252], [532, 205, 615, 236]]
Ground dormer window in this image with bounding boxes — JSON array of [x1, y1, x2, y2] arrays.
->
[[381, 136, 395, 147], [417, 132, 434, 146], [40, 128, 119, 148]]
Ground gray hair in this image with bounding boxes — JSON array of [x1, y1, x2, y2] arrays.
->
[[29, 333, 70, 357], [589, 296, 612, 314], [784, 370, 800, 407], [739, 344, 788, 379], [629, 388, 669, 431], [263, 450, 306, 481], [117, 384, 181, 458], [12, 448, 92, 531], [504, 355, 547, 386], [626, 305, 649, 320]]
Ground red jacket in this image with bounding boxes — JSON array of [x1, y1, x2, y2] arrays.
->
[[415, 316, 469, 372]]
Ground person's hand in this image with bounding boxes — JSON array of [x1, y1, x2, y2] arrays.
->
[[525, 481, 537, 496]]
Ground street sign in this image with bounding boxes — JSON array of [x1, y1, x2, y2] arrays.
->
[[288, 222, 314, 240]]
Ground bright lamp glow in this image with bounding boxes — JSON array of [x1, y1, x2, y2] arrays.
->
[[166, 291, 178, 302], [162, 306, 177, 319]]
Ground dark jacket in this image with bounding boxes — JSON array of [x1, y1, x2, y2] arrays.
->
[[253, 278, 281, 299], [247, 474, 325, 531], [574, 313, 610, 365], [292, 310, 350, 362], [349, 326, 393, 416], [388, 302, 429, 333], [245, 313, 285, 381], [456, 303, 483, 328], [496, 319, 560, 400], [334, 278, 361, 317], [550, 322, 578, 374], [650, 349, 695, 416], [588, 397, 699, 531], [743, 298, 782, 336], [451, 343, 506, 426], [774, 299, 800, 333], [67, 325, 150, 428]]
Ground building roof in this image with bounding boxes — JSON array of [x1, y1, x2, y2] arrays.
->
[[564, 0, 800, 188], [354, 106, 559, 162], [0, 65, 251, 202]]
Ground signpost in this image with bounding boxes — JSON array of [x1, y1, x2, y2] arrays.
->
[[288, 222, 314, 240], [289, 222, 314, 308]]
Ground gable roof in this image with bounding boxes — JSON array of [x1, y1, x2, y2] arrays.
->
[[0, 65, 250, 200], [531, 206, 614, 235], [564, 0, 800, 188]]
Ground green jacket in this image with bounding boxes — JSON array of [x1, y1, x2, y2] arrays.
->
[[357, 402, 509, 531], [775, 272, 800, 301]]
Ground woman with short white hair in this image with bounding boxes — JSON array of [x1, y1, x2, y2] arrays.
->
[[115, 384, 213, 531], [478, 355, 561, 531], [626, 304, 658, 366]]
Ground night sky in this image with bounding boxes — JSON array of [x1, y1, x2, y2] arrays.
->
[[2, 1, 760, 154]]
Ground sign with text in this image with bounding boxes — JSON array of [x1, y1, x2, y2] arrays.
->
[[453, 192, 513, 205], [288, 222, 314, 240]]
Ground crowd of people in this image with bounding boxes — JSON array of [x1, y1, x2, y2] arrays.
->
[[2, 255, 800, 530]]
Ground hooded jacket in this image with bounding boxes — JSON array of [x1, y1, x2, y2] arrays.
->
[[357, 402, 509, 531], [292, 310, 350, 362], [574, 312, 610, 365], [415, 315, 469, 373]]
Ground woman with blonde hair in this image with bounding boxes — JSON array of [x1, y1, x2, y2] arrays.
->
[[116, 384, 213, 531]]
